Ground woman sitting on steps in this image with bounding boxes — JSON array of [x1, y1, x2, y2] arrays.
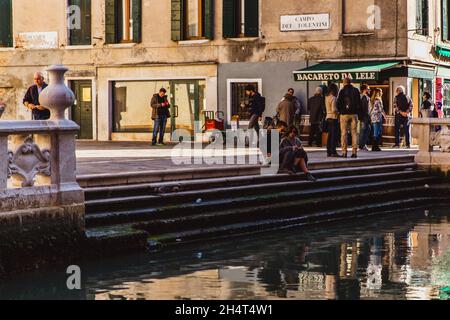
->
[[278, 126, 317, 181]]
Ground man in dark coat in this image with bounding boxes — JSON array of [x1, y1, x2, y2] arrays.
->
[[308, 87, 325, 147], [23, 72, 50, 120], [151, 88, 171, 146], [358, 84, 371, 151]]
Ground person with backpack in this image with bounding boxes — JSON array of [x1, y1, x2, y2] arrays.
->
[[245, 85, 265, 136], [337, 77, 362, 158], [419, 92, 435, 118], [393, 86, 413, 148]]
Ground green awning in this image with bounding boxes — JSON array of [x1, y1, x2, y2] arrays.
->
[[293, 61, 401, 82], [435, 45, 450, 58]]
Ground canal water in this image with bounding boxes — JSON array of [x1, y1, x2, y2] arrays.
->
[[1, 208, 449, 300]]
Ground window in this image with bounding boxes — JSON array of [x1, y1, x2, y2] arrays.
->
[[0, 0, 13, 47], [105, 0, 141, 44], [443, 0, 450, 41], [223, 0, 259, 38], [171, 0, 214, 41], [227, 79, 261, 122], [416, 0, 429, 36], [68, 0, 91, 45], [343, 0, 375, 34]]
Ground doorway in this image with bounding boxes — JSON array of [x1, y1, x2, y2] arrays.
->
[[70, 80, 93, 139]]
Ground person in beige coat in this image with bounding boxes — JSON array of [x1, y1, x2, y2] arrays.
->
[[276, 94, 295, 127]]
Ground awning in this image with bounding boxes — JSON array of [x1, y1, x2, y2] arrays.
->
[[293, 61, 401, 82]]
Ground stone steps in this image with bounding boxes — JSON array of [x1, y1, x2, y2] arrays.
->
[[85, 195, 449, 254], [84, 162, 417, 201], [78, 154, 415, 188], [82, 154, 443, 255], [85, 173, 436, 227]]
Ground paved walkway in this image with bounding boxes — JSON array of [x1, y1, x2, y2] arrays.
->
[[75, 141, 418, 176]]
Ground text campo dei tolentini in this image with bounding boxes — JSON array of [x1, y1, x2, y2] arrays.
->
[[295, 72, 377, 81]]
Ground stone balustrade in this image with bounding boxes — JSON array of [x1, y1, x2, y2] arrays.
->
[[0, 66, 85, 269], [412, 118, 450, 172]]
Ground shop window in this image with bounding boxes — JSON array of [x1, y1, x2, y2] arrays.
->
[[443, 0, 450, 41], [442, 81, 450, 117], [171, 0, 214, 41], [343, 0, 375, 34], [0, 0, 13, 48], [227, 80, 261, 122], [112, 80, 205, 133], [416, 0, 429, 36], [113, 81, 170, 133], [68, 0, 92, 45], [223, 0, 259, 38], [105, 0, 142, 44]]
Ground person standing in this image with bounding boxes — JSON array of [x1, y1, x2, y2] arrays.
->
[[23, 72, 50, 120], [393, 86, 413, 148], [277, 93, 295, 127], [337, 77, 361, 158], [286, 88, 303, 134], [325, 83, 340, 157], [369, 89, 386, 152], [419, 92, 434, 118], [151, 88, 171, 146], [359, 84, 371, 151], [308, 87, 325, 147], [245, 85, 264, 136]]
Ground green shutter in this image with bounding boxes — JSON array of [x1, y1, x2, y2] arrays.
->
[[416, 0, 423, 34], [245, 0, 259, 37], [171, 0, 184, 41], [132, 0, 142, 42], [223, 0, 237, 38], [105, 0, 117, 44], [69, 0, 91, 45], [204, 0, 214, 39], [443, 0, 449, 41], [0, 0, 13, 47]]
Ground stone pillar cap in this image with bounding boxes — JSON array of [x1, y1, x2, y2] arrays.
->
[[46, 64, 69, 72]]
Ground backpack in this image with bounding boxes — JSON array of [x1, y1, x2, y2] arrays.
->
[[260, 96, 266, 114], [432, 106, 439, 118], [396, 94, 409, 112]]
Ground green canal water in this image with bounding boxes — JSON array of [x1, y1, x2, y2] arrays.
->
[[1, 208, 449, 300]]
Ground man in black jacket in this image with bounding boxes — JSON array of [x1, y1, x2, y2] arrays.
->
[[308, 87, 325, 147], [245, 85, 264, 136], [151, 88, 171, 146], [23, 72, 50, 120], [337, 77, 361, 158]]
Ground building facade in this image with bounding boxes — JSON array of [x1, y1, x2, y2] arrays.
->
[[0, 0, 449, 142]]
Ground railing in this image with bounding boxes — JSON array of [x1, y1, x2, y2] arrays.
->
[[0, 120, 84, 231], [411, 118, 450, 172]]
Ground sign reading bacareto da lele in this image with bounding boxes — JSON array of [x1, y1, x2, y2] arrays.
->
[[295, 72, 378, 82], [281, 14, 330, 32]]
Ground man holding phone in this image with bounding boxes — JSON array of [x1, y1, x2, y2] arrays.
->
[[151, 88, 171, 146], [23, 72, 50, 120]]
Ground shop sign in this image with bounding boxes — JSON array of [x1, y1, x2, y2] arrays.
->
[[295, 72, 378, 82], [281, 14, 330, 32], [16, 32, 58, 49]]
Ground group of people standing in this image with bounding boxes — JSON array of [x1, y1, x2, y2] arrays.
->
[[275, 78, 417, 160]]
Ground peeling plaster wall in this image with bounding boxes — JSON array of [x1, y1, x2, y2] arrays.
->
[[0, 0, 422, 139]]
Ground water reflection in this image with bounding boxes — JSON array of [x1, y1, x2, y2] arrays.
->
[[1, 208, 449, 300]]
